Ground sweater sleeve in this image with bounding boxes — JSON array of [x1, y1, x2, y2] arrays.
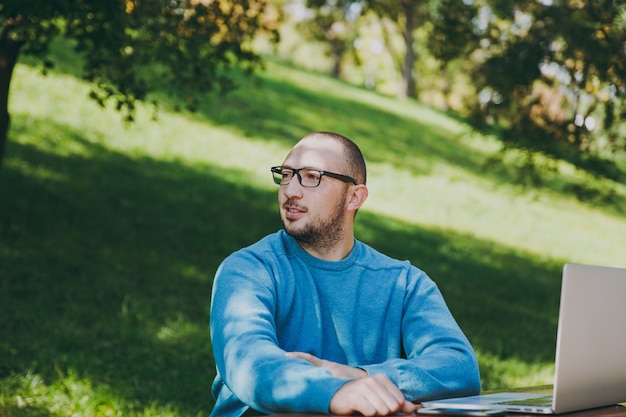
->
[[359, 267, 481, 401], [210, 250, 349, 415]]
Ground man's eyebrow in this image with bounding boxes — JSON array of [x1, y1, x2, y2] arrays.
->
[[282, 165, 325, 171]]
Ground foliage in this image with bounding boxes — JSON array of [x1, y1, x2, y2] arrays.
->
[[366, 0, 432, 99], [2, 47, 626, 415], [3, 0, 279, 109], [0, 0, 280, 164], [289, 0, 626, 184], [298, 0, 362, 78], [428, 0, 479, 64], [300, 0, 434, 98], [463, 0, 626, 176], [427, 0, 480, 110]]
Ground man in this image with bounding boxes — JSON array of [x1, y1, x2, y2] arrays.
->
[[209, 131, 481, 417]]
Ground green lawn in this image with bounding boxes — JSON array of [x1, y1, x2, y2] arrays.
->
[[1, 56, 625, 417]]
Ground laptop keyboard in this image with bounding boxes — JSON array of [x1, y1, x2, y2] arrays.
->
[[496, 395, 553, 407]]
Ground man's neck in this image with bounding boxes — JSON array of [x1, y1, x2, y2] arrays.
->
[[297, 236, 355, 261]]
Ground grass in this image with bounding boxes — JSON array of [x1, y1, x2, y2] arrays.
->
[[1, 51, 625, 417]]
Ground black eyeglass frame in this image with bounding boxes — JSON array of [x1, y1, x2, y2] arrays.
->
[[271, 166, 358, 188]]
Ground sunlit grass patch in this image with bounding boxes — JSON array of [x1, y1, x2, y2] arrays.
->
[[2, 49, 625, 417], [0, 369, 194, 417], [477, 352, 554, 391]]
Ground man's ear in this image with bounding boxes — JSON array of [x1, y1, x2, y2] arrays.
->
[[347, 184, 368, 213]]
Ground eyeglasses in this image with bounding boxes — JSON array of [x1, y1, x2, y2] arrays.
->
[[271, 166, 357, 188]]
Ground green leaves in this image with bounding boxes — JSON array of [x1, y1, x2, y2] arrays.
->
[[1, 0, 279, 119], [429, 0, 624, 181]]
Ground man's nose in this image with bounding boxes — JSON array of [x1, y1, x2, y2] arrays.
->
[[283, 176, 304, 198]]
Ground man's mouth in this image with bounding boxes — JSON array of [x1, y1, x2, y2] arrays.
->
[[283, 203, 307, 219]]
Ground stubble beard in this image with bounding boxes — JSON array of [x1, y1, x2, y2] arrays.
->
[[282, 192, 347, 252]]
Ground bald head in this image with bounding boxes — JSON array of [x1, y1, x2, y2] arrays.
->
[[296, 132, 367, 185]]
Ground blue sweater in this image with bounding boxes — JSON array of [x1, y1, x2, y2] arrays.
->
[[209, 230, 480, 417]]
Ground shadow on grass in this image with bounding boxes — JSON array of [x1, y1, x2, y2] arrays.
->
[[0, 121, 279, 415], [1, 118, 561, 415], [180, 65, 626, 216], [19, 48, 626, 216], [356, 213, 562, 364], [0, 405, 53, 417], [189, 70, 495, 179]]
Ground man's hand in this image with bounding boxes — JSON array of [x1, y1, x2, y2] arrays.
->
[[286, 351, 367, 379], [286, 352, 415, 416], [330, 374, 416, 416]]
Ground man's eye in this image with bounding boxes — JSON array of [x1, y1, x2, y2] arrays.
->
[[304, 171, 321, 181]]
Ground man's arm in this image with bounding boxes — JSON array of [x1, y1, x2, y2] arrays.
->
[[285, 352, 367, 379], [358, 269, 481, 402], [287, 267, 481, 406], [288, 351, 417, 416], [210, 255, 349, 415], [330, 375, 417, 416]]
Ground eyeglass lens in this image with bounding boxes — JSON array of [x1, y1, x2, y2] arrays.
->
[[272, 168, 322, 187]]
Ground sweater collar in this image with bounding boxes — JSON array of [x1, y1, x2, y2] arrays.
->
[[280, 230, 360, 271]]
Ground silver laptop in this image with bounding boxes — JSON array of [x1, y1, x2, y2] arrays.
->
[[423, 263, 626, 414]]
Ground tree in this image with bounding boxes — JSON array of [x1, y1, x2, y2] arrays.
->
[[427, 0, 479, 110], [466, 0, 626, 177], [300, 0, 428, 98], [0, 0, 279, 166], [368, 0, 439, 99], [299, 0, 363, 79]]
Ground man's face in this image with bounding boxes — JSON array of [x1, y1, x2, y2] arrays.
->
[[278, 138, 350, 249]]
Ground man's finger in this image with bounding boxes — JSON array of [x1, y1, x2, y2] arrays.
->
[[330, 375, 414, 416], [285, 351, 321, 366], [363, 375, 406, 414]]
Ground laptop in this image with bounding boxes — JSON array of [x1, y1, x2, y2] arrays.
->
[[422, 263, 626, 414]]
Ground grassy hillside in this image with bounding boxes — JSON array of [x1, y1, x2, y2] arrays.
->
[[1, 54, 625, 417]]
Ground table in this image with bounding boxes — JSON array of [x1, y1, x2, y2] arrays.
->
[[267, 405, 626, 417], [506, 405, 626, 417]]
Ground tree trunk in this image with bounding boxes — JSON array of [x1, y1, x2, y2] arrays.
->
[[401, 0, 417, 99], [441, 65, 451, 112], [0, 34, 24, 167], [331, 51, 341, 79]]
